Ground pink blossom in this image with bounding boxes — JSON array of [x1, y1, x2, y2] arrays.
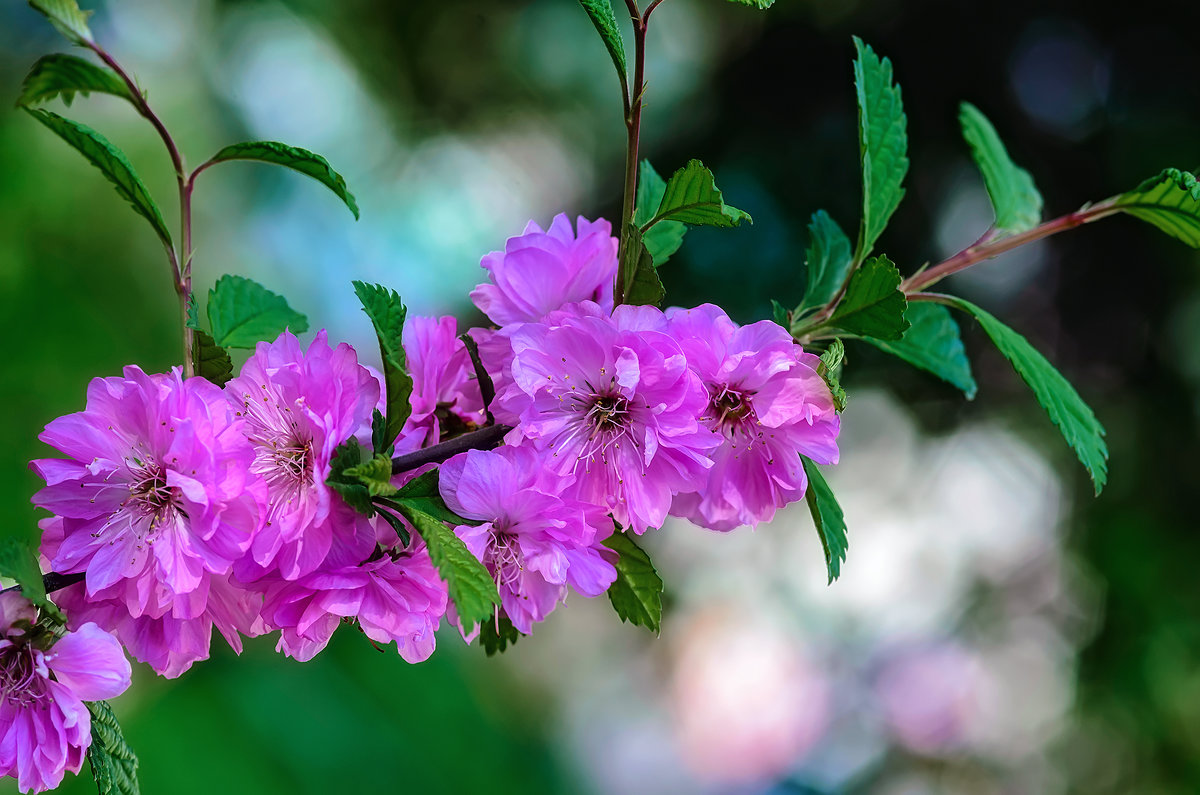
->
[[227, 330, 379, 580], [665, 304, 840, 531], [440, 446, 617, 634], [470, 214, 618, 325], [0, 591, 130, 793], [402, 316, 486, 447], [495, 302, 718, 534]]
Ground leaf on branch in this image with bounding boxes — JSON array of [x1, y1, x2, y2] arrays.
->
[[191, 329, 233, 387], [827, 254, 910, 340], [28, 0, 94, 45], [206, 274, 308, 350], [326, 439, 375, 516], [634, 160, 687, 266], [602, 531, 662, 634], [853, 37, 909, 263], [394, 501, 500, 630], [860, 302, 977, 398], [352, 281, 414, 452], [959, 102, 1043, 235], [23, 107, 172, 250], [797, 210, 854, 314], [621, 225, 666, 307], [771, 299, 790, 328], [944, 295, 1108, 494], [17, 54, 131, 108], [577, 0, 627, 89], [390, 470, 471, 526], [479, 614, 522, 656], [817, 338, 848, 412], [802, 457, 847, 584], [343, 454, 398, 497], [1108, 168, 1200, 248], [86, 700, 140, 795], [0, 537, 64, 623], [201, 141, 359, 220], [645, 159, 752, 230]]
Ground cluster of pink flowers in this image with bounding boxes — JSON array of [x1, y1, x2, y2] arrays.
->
[[11, 212, 840, 792]]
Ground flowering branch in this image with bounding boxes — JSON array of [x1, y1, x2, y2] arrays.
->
[[614, 0, 648, 307]]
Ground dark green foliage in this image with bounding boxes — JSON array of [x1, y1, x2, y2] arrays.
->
[[206, 274, 308, 349], [479, 614, 522, 656], [351, 281, 414, 452], [852, 37, 908, 263], [200, 141, 359, 219], [959, 102, 1042, 234], [28, 0, 94, 45], [16, 54, 131, 108], [1109, 168, 1200, 248], [343, 454, 398, 497], [389, 470, 469, 526], [326, 439, 375, 516], [817, 338, 847, 412], [621, 226, 665, 306], [86, 700, 140, 795], [191, 329, 233, 387], [802, 457, 847, 584], [827, 255, 910, 340], [0, 537, 63, 622], [602, 532, 662, 634], [634, 160, 686, 266], [577, 0, 627, 90], [644, 159, 752, 229], [771, 299, 789, 328], [726, 0, 775, 7], [860, 302, 977, 397], [797, 210, 853, 314]]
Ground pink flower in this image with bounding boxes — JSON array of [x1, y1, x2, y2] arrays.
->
[[402, 316, 485, 447], [665, 305, 840, 531], [227, 330, 379, 580], [495, 302, 718, 534], [470, 214, 618, 325], [439, 446, 617, 634], [0, 591, 130, 793]]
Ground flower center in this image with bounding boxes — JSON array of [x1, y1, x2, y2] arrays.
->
[[0, 644, 47, 708], [705, 384, 768, 457], [587, 394, 630, 431], [486, 532, 524, 589], [127, 462, 183, 531]]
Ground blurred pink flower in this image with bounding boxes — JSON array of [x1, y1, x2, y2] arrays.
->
[[875, 642, 983, 755]]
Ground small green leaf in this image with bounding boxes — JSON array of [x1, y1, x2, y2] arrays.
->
[[200, 141, 359, 220], [621, 225, 665, 307], [326, 439, 375, 516], [817, 338, 848, 412], [770, 299, 790, 328], [959, 102, 1042, 234], [394, 502, 500, 629], [798, 210, 854, 313], [0, 537, 63, 623], [942, 295, 1108, 494], [373, 507, 411, 547], [343, 454, 398, 497], [479, 614, 522, 656], [16, 54, 131, 108], [86, 700, 140, 795], [634, 160, 686, 266], [853, 37, 909, 262], [602, 532, 662, 634], [827, 255, 910, 340], [28, 0, 94, 45], [578, 0, 627, 90], [206, 274, 308, 349], [185, 294, 199, 331], [1107, 168, 1200, 248], [370, 409, 390, 457], [644, 159, 752, 230], [351, 282, 414, 452], [191, 329, 233, 387], [859, 302, 977, 398], [23, 107, 172, 250], [726, 0, 776, 7], [802, 457, 847, 584], [385, 471, 478, 528]]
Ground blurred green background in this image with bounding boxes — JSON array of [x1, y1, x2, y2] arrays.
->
[[2, 0, 1199, 792]]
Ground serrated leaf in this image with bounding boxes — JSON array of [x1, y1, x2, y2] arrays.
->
[[645, 159, 752, 230], [853, 37, 908, 262], [578, 0, 627, 89], [206, 274, 308, 349], [23, 107, 171, 250], [373, 507, 411, 547], [370, 409, 390, 457], [29, 0, 93, 45], [352, 282, 414, 451], [326, 439, 375, 516], [86, 700, 140, 795], [817, 338, 848, 412], [827, 255, 909, 340], [621, 225, 665, 307], [384, 470, 476, 527], [394, 502, 500, 629], [771, 299, 789, 328], [191, 329, 233, 387], [943, 295, 1108, 494], [634, 160, 686, 266], [200, 141, 359, 220], [860, 302, 977, 398], [16, 54, 132, 108], [344, 454, 398, 497], [0, 537, 64, 623], [1107, 168, 1200, 248], [802, 457, 847, 584], [479, 614, 522, 656], [185, 294, 199, 331], [959, 102, 1042, 234], [798, 210, 854, 313], [602, 532, 662, 634]]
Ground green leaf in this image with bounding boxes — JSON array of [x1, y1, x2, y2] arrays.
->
[[826, 254, 909, 340], [191, 329, 233, 387], [578, 0, 627, 90], [0, 537, 63, 623], [23, 107, 172, 250], [942, 295, 1108, 494], [602, 532, 662, 634], [326, 439, 375, 516], [726, 0, 776, 7], [370, 409, 390, 456], [382, 472, 476, 528], [1107, 168, 1200, 248], [802, 457, 847, 584], [16, 54, 132, 108], [200, 141, 359, 220], [394, 501, 500, 629], [86, 700, 140, 795], [479, 614, 522, 656], [859, 302, 977, 398], [28, 0, 94, 45], [621, 225, 665, 307], [351, 281, 414, 451], [959, 102, 1042, 234], [645, 159, 752, 230], [185, 294, 199, 331], [798, 210, 854, 313], [817, 338, 848, 412], [373, 507, 411, 547], [852, 37, 909, 262], [770, 299, 790, 328], [634, 160, 686, 266], [343, 454, 398, 497], [206, 274, 308, 349]]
